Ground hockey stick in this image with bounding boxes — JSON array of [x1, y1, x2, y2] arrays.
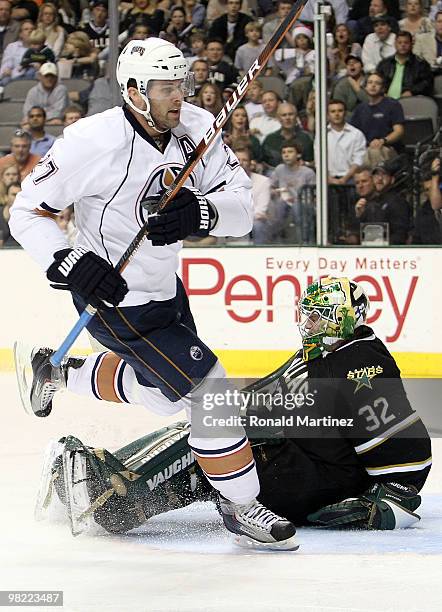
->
[[50, 0, 308, 367]]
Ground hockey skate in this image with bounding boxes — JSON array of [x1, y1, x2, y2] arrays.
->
[[219, 496, 299, 551], [14, 342, 84, 417]]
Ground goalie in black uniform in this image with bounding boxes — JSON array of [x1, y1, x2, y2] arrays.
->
[[31, 277, 431, 536]]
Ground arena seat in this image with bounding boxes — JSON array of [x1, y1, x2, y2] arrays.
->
[[257, 75, 287, 100], [0, 124, 20, 152], [433, 74, 442, 118], [3, 79, 37, 102], [0, 101, 24, 124], [44, 125, 64, 138], [59, 78, 92, 94], [399, 95, 439, 133]]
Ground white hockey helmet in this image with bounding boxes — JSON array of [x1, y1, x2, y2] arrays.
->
[[116, 38, 194, 127]]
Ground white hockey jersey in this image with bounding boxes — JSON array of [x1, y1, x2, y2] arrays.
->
[[10, 103, 253, 306]]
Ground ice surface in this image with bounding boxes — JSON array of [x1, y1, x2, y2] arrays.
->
[[0, 373, 441, 612]]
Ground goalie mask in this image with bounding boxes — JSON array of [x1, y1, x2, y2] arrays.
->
[[116, 38, 195, 130], [298, 277, 370, 361]]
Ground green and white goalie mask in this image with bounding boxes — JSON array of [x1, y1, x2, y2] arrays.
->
[[298, 277, 370, 361]]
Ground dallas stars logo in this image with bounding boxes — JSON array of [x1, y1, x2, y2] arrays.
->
[[347, 365, 383, 393]]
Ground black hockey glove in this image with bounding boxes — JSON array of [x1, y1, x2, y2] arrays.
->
[[46, 247, 128, 307], [143, 186, 218, 246], [307, 482, 421, 530]]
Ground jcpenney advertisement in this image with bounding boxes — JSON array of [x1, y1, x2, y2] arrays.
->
[[1, 248, 440, 375]]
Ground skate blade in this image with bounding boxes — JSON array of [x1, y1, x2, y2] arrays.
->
[[13, 340, 35, 416], [234, 533, 299, 552], [35, 440, 66, 521], [62, 448, 94, 537]]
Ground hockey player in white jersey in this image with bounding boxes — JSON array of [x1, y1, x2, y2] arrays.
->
[[10, 38, 297, 550]]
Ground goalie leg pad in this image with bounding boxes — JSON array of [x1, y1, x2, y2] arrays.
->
[[45, 423, 214, 535], [50, 435, 148, 535]]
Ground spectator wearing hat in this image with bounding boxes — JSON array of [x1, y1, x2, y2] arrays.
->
[[23, 62, 69, 125], [27, 106, 56, 157], [369, 157, 411, 244], [276, 25, 315, 85], [331, 54, 369, 114], [327, 99, 367, 186], [0, 130, 40, 180], [349, 72, 404, 167], [362, 15, 396, 73], [280, 25, 314, 109], [0, 0, 20, 64], [413, 11, 442, 66], [80, 1, 109, 54], [376, 30, 433, 98], [354, 0, 399, 45], [208, 0, 252, 62]]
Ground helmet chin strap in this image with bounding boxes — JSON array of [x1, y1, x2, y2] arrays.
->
[[126, 91, 169, 134]]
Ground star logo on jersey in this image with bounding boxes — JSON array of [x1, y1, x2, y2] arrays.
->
[[347, 365, 383, 394]]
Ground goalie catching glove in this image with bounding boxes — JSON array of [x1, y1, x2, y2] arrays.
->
[[307, 482, 421, 530], [143, 186, 218, 246], [46, 247, 128, 307]]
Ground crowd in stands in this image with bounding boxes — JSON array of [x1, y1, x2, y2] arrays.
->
[[1, 0, 442, 248]]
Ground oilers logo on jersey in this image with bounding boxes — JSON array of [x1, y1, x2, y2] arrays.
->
[[136, 164, 196, 226]]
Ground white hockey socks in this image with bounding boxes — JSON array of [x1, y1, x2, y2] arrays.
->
[[186, 361, 260, 505]]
